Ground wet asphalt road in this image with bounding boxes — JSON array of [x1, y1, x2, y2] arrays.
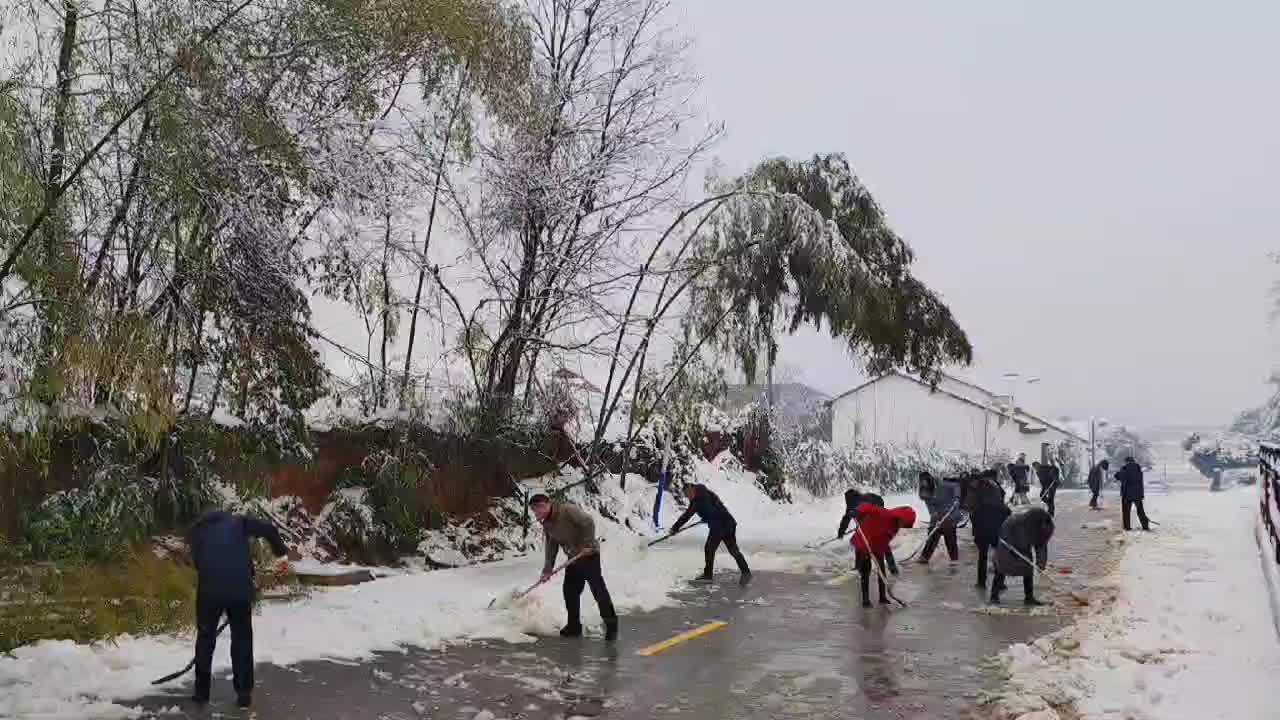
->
[[127, 493, 1120, 720]]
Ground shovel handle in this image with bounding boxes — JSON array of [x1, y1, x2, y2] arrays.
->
[[515, 550, 591, 598]]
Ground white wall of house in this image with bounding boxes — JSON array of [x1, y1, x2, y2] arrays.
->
[[830, 373, 1084, 463], [831, 374, 990, 454]]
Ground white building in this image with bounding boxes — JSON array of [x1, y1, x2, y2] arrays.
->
[[828, 371, 1087, 463]]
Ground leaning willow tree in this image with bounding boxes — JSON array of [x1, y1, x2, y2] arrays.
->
[[581, 152, 975, 489]]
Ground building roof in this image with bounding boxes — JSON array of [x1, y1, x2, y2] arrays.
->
[[828, 370, 1088, 443]]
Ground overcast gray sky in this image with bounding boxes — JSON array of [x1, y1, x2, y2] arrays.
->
[[679, 0, 1279, 427]]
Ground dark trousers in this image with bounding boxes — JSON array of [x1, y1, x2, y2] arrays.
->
[[563, 554, 617, 628], [705, 526, 750, 576], [1043, 495, 1056, 517], [920, 523, 959, 562], [884, 547, 899, 575], [194, 595, 253, 700], [1122, 498, 1150, 530], [1089, 488, 1100, 508], [990, 572, 1034, 602], [856, 551, 889, 604], [976, 543, 991, 586]]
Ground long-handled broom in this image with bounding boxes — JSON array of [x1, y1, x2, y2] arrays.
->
[[487, 549, 594, 610], [997, 538, 1090, 606]]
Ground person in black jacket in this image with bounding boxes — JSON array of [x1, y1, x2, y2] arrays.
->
[[1033, 462, 1061, 517], [1087, 459, 1110, 509], [1116, 456, 1151, 531], [837, 488, 899, 575], [965, 469, 1011, 590], [670, 483, 751, 583], [188, 510, 291, 708], [1007, 454, 1032, 506]]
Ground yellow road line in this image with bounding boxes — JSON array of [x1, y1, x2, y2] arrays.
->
[[636, 621, 728, 657], [827, 573, 854, 586]]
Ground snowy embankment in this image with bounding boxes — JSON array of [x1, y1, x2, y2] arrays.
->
[[0, 453, 919, 720], [992, 486, 1280, 720]]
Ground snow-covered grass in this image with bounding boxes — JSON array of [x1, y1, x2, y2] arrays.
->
[[0, 451, 906, 720], [990, 486, 1280, 720]]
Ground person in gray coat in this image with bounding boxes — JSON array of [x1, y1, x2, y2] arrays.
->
[[917, 472, 964, 563], [990, 506, 1055, 606]]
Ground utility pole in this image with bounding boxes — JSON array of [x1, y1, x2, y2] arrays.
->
[[1090, 417, 1096, 473]]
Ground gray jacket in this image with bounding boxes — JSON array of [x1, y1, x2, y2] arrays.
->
[[994, 506, 1054, 577], [541, 502, 599, 574], [920, 478, 964, 528]]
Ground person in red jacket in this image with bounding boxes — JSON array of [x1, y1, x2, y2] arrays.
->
[[850, 503, 917, 607]]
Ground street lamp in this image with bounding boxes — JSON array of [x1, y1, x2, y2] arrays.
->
[[1089, 417, 1110, 472], [1001, 372, 1040, 414]]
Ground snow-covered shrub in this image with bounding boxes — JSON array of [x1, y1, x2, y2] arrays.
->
[[780, 440, 1003, 496], [781, 439, 855, 497], [22, 466, 159, 561], [325, 440, 432, 560], [1055, 439, 1084, 485]]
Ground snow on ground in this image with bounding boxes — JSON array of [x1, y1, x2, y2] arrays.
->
[[0, 451, 913, 720], [992, 486, 1280, 720]]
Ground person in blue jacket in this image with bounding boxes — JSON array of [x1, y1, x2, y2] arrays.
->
[[188, 510, 291, 709]]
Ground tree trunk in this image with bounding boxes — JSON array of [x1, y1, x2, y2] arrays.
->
[[617, 325, 654, 491], [401, 65, 468, 407], [378, 211, 392, 409]]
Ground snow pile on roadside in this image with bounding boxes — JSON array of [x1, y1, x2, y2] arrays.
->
[[989, 487, 1280, 720], [0, 454, 854, 720]]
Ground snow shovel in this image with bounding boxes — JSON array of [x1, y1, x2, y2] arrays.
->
[[997, 538, 1089, 606], [151, 620, 229, 685], [646, 521, 706, 547], [487, 549, 593, 610], [804, 535, 844, 550], [854, 524, 907, 607]]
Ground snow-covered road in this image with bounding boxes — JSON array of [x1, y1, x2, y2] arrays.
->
[[0, 461, 920, 720], [995, 485, 1280, 720]]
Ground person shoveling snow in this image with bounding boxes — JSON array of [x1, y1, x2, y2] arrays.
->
[[851, 503, 916, 607], [669, 483, 752, 585], [184, 509, 293, 709], [526, 493, 619, 642]]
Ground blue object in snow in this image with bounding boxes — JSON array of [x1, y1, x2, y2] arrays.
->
[[654, 469, 669, 529]]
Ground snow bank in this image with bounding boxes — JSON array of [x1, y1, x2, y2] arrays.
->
[[0, 455, 875, 720], [991, 486, 1280, 720]]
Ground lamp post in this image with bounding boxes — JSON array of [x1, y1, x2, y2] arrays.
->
[[1090, 417, 1110, 472]]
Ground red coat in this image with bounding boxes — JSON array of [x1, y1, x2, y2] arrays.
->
[[850, 503, 917, 555]]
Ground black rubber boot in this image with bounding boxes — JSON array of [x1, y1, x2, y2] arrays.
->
[[560, 623, 583, 638], [1024, 597, 1045, 607], [603, 619, 618, 642], [236, 694, 252, 709]]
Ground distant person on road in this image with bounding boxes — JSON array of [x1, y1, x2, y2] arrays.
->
[[966, 469, 1012, 590], [917, 472, 964, 564], [850, 502, 917, 607], [1116, 456, 1151, 531], [1087, 459, 1110, 509], [530, 494, 618, 641], [671, 483, 752, 584], [1034, 461, 1062, 517], [1008, 454, 1032, 506], [188, 509, 291, 709], [991, 506, 1055, 606], [838, 488, 900, 575]]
